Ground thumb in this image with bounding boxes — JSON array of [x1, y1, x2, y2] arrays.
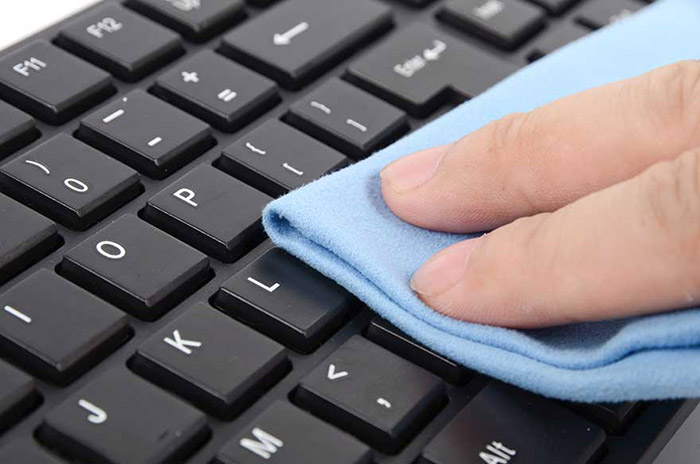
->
[[410, 147, 700, 328]]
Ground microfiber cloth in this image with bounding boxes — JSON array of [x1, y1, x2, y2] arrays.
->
[[263, 0, 700, 402]]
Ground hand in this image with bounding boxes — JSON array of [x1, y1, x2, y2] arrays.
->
[[380, 61, 700, 329]]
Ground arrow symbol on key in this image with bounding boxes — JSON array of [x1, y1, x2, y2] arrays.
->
[[327, 363, 349, 380], [273, 21, 309, 45]]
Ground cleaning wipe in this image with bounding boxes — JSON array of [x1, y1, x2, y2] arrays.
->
[[263, 0, 700, 402]]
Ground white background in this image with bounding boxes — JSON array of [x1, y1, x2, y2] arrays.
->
[[0, 0, 99, 49]]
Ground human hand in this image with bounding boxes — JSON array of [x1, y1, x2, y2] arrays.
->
[[380, 61, 700, 328]]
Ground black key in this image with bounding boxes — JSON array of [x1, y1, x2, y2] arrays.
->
[[216, 402, 372, 464], [366, 318, 471, 385], [285, 79, 408, 159], [77, 90, 213, 179], [0, 270, 130, 384], [0, 439, 64, 464], [347, 24, 516, 116], [396, 0, 437, 5], [0, 134, 141, 230], [527, 22, 589, 62], [127, 0, 246, 41], [142, 164, 270, 262], [215, 248, 356, 353], [576, 0, 644, 30], [437, 0, 546, 50], [0, 41, 114, 124], [220, 0, 392, 89], [566, 401, 640, 434], [0, 101, 38, 159], [219, 120, 348, 197], [0, 360, 38, 432], [527, 0, 580, 15], [421, 382, 605, 464], [60, 214, 210, 320], [56, 5, 183, 81], [294, 336, 445, 452], [152, 50, 279, 132], [38, 369, 209, 464], [131, 303, 289, 419], [0, 193, 60, 285]]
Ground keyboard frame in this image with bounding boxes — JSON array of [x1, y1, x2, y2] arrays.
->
[[0, 1, 696, 463]]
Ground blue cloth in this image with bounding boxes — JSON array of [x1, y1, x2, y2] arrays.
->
[[263, 0, 700, 402]]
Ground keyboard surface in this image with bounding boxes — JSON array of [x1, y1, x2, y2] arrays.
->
[[0, 0, 696, 463]]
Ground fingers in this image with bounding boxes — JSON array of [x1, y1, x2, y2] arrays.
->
[[410, 147, 700, 328], [381, 61, 700, 233]]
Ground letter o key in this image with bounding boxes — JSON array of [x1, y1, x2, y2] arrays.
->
[[96, 241, 126, 260]]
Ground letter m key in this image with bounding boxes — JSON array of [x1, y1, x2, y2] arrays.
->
[[239, 427, 284, 459]]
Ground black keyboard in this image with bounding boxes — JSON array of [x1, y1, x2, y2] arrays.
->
[[0, 0, 696, 463]]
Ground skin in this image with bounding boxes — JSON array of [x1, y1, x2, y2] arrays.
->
[[379, 61, 700, 328]]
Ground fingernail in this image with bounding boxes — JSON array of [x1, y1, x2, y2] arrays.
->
[[380, 145, 448, 192], [411, 239, 480, 297]]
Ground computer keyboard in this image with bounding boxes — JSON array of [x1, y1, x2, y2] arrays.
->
[[0, 0, 696, 463]]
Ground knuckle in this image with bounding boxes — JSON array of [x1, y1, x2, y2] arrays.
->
[[640, 147, 700, 276], [643, 61, 700, 145]]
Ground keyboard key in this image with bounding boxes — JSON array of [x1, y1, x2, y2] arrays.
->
[[38, 369, 208, 464], [294, 336, 445, 452], [57, 5, 183, 82], [61, 214, 210, 320], [285, 79, 408, 159], [0, 270, 130, 384], [220, 0, 393, 89], [131, 303, 289, 419], [0, 439, 64, 464], [347, 24, 515, 116], [0, 194, 60, 285], [126, 0, 246, 41], [365, 318, 471, 385], [527, 0, 580, 15], [152, 50, 279, 132], [0, 134, 141, 230], [143, 164, 270, 262], [0, 101, 38, 160], [216, 402, 372, 464], [527, 22, 589, 61], [0, 41, 114, 124], [0, 360, 38, 432], [215, 248, 356, 353], [438, 0, 546, 50], [566, 401, 640, 434], [576, 0, 644, 30], [421, 382, 605, 464], [219, 120, 348, 197], [77, 90, 214, 179]]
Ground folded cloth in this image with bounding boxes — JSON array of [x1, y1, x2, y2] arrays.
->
[[263, 0, 700, 402]]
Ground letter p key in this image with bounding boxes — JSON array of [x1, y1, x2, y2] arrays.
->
[[173, 188, 198, 207]]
